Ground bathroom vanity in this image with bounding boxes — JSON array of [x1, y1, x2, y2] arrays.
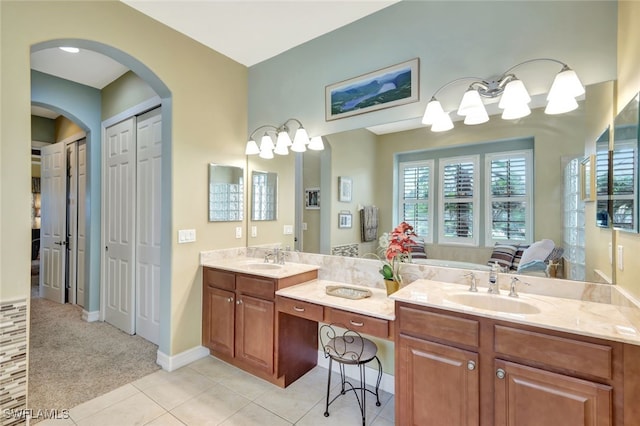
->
[[201, 255, 640, 426]]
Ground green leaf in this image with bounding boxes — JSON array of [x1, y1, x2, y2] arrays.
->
[[380, 264, 394, 279]]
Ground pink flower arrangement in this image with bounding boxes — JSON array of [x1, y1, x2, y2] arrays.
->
[[379, 222, 416, 283]]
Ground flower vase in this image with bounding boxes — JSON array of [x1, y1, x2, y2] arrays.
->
[[384, 279, 399, 296]]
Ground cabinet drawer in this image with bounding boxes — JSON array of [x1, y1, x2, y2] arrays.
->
[[494, 325, 612, 380], [204, 268, 235, 291], [237, 274, 276, 299], [398, 305, 479, 348], [325, 308, 389, 339], [277, 296, 323, 322]]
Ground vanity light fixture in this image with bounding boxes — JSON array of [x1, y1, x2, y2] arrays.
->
[[245, 118, 324, 158], [422, 58, 585, 132]]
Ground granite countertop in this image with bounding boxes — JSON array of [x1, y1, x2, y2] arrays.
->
[[275, 279, 395, 321], [202, 257, 320, 279], [390, 279, 640, 346]]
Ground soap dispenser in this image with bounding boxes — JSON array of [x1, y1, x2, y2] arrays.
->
[[488, 262, 500, 294]]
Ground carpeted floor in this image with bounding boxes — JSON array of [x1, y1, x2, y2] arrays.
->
[[28, 296, 161, 418]]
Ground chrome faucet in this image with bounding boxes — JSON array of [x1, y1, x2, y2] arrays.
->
[[263, 250, 275, 263], [487, 263, 500, 294], [508, 276, 530, 297], [464, 272, 478, 292]]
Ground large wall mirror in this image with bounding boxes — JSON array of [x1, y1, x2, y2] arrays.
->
[[251, 170, 278, 221], [208, 164, 244, 222], [612, 93, 639, 233], [595, 127, 611, 228], [290, 81, 616, 284]]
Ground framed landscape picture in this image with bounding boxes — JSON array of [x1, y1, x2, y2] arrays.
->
[[325, 58, 419, 121]]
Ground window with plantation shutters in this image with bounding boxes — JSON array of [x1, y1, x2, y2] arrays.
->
[[611, 138, 637, 230], [439, 156, 479, 246], [485, 151, 532, 245], [399, 160, 434, 243]]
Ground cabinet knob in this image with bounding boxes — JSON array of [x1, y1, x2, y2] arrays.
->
[[236, 299, 243, 305], [496, 368, 506, 379], [227, 297, 233, 303], [467, 360, 476, 371]]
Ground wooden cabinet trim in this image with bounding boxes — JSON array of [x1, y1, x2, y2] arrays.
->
[[325, 307, 390, 339], [398, 305, 479, 348], [494, 325, 613, 380], [276, 296, 323, 322], [236, 274, 276, 299], [204, 267, 236, 291]]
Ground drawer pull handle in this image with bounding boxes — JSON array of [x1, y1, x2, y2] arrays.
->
[[293, 306, 305, 312], [467, 360, 476, 371], [496, 368, 506, 379], [350, 320, 364, 327]]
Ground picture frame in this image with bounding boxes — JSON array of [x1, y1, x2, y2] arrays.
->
[[305, 187, 320, 209], [338, 176, 352, 202], [338, 211, 352, 229], [325, 58, 419, 121], [580, 154, 595, 202]]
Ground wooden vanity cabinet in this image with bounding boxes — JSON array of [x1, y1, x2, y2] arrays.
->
[[202, 266, 317, 385], [395, 301, 639, 426]]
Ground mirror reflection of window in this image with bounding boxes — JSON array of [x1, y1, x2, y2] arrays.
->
[[208, 164, 244, 222], [251, 171, 278, 221]]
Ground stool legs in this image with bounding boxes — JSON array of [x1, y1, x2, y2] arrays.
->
[[323, 357, 383, 425]]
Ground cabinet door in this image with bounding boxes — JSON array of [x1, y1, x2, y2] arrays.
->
[[397, 334, 479, 426], [494, 359, 612, 426], [235, 294, 274, 373], [203, 285, 235, 357]]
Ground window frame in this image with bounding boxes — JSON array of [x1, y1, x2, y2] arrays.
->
[[438, 155, 479, 247], [398, 159, 434, 243], [484, 150, 533, 246]]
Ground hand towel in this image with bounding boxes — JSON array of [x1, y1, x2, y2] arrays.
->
[[360, 206, 379, 242]]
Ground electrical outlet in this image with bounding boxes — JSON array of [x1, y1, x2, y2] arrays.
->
[[302, 222, 308, 231], [235, 226, 242, 239], [283, 225, 293, 235]]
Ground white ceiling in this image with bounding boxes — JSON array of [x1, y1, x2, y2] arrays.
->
[[30, 1, 398, 118]]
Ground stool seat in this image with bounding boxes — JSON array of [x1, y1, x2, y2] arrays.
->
[[320, 324, 382, 426]]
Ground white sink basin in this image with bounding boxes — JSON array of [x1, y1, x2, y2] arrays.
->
[[445, 292, 540, 315], [243, 263, 283, 270]]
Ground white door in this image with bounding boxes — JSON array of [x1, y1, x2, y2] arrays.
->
[[104, 118, 136, 334], [77, 140, 87, 307], [40, 142, 66, 303], [135, 108, 162, 344], [66, 142, 78, 305]]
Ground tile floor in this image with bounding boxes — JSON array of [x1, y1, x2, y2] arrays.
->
[[37, 356, 394, 426]]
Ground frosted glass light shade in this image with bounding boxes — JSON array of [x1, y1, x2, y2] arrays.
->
[[547, 68, 585, 100], [422, 99, 445, 125], [273, 138, 289, 155], [463, 107, 489, 125], [431, 112, 454, 132], [501, 103, 531, 120], [457, 89, 484, 116], [276, 130, 292, 147], [260, 134, 275, 152], [499, 79, 531, 110], [259, 147, 274, 159], [293, 127, 309, 146], [545, 96, 579, 115], [245, 139, 260, 155], [308, 136, 324, 151]]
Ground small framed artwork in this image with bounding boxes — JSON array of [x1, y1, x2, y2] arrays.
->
[[305, 187, 320, 209], [325, 58, 419, 121], [338, 211, 352, 229], [338, 176, 352, 202], [580, 154, 595, 202]]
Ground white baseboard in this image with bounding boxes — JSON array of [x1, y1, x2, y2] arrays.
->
[[317, 350, 395, 394], [157, 346, 210, 372], [82, 310, 99, 322]]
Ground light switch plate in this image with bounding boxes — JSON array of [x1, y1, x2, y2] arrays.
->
[[235, 226, 242, 239], [178, 229, 196, 243], [251, 226, 257, 238], [617, 245, 624, 271], [283, 225, 293, 235]]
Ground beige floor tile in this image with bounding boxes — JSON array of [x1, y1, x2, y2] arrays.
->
[[186, 357, 242, 383], [219, 403, 292, 426], [140, 367, 217, 411], [33, 416, 75, 425], [75, 392, 165, 426], [370, 416, 394, 426], [170, 384, 250, 426], [215, 369, 273, 401], [296, 387, 391, 426], [69, 383, 140, 422], [377, 397, 394, 422], [144, 412, 186, 425]]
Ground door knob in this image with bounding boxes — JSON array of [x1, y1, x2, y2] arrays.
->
[[496, 368, 506, 379], [467, 360, 476, 371]]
